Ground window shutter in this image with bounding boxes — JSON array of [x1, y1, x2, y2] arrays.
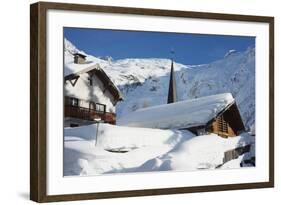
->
[[218, 115, 228, 133]]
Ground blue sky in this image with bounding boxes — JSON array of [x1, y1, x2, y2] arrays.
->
[[64, 27, 255, 65]]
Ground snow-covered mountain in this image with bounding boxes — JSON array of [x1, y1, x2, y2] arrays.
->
[[64, 39, 255, 129]]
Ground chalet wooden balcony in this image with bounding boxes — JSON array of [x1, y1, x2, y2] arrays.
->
[[64, 105, 116, 124]]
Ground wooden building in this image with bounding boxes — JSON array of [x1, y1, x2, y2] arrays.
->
[[118, 60, 245, 137], [118, 93, 245, 138], [64, 54, 123, 127], [187, 100, 245, 138]]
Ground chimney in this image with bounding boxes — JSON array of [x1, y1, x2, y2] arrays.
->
[[74, 53, 86, 64]]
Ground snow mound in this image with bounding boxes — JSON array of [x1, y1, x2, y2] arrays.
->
[[64, 123, 253, 176], [134, 133, 253, 172], [64, 123, 195, 175], [65, 123, 194, 149], [118, 93, 234, 129]]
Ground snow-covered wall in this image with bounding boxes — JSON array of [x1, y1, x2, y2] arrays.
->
[[65, 72, 116, 113]]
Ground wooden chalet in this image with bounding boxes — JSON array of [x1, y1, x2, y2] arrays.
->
[[118, 93, 245, 138], [187, 100, 245, 138], [64, 54, 123, 127]]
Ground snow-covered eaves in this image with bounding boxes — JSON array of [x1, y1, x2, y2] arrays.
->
[[64, 63, 124, 101], [118, 93, 235, 129], [73, 52, 87, 58], [64, 60, 99, 77]]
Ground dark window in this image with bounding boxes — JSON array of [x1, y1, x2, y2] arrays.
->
[[95, 103, 106, 112], [88, 77, 93, 86], [71, 98, 79, 107], [218, 115, 228, 133], [197, 128, 206, 136]]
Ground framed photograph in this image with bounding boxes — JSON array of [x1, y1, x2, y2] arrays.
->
[[30, 2, 274, 202]]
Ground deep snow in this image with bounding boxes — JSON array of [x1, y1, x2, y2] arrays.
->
[[64, 124, 254, 176], [63, 38, 255, 176]]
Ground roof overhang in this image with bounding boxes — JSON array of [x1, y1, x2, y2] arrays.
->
[[64, 64, 124, 102], [73, 53, 87, 58]]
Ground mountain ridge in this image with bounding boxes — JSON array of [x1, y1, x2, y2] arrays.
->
[[64, 38, 255, 129]]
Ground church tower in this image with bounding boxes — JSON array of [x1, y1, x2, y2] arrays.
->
[[167, 59, 177, 104]]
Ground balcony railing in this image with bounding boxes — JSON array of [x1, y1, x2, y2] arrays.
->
[[64, 105, 116, 124]]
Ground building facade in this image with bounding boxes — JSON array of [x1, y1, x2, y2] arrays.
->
[[64, 58, 123, 127]]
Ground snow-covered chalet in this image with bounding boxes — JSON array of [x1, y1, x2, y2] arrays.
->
[[64, 53, 123, 127]]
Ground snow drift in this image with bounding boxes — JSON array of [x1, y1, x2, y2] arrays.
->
[[64, 124, 254, 176]]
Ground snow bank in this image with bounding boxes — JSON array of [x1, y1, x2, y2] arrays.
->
[[118, 93, 234, 129], [65, 123, 194, 149], [134, 133, 253, 172], [219, 156, 243, 169], [64, 123, 195, 175], [64, 123, 253, 176]]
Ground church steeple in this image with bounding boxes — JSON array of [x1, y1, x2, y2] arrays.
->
[[167, 59, 177, 104]]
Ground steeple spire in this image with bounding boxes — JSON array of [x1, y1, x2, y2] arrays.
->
[[167, 58, 177, 104]]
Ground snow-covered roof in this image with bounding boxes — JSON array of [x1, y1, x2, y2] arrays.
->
[[118, 93, 235, 129], [64, 59, 99, 77], [73, 52, 87, 58], [65, 63, 124, 101]]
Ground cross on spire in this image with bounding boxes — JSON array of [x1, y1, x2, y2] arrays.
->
[[170, 48, 175, 60]]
